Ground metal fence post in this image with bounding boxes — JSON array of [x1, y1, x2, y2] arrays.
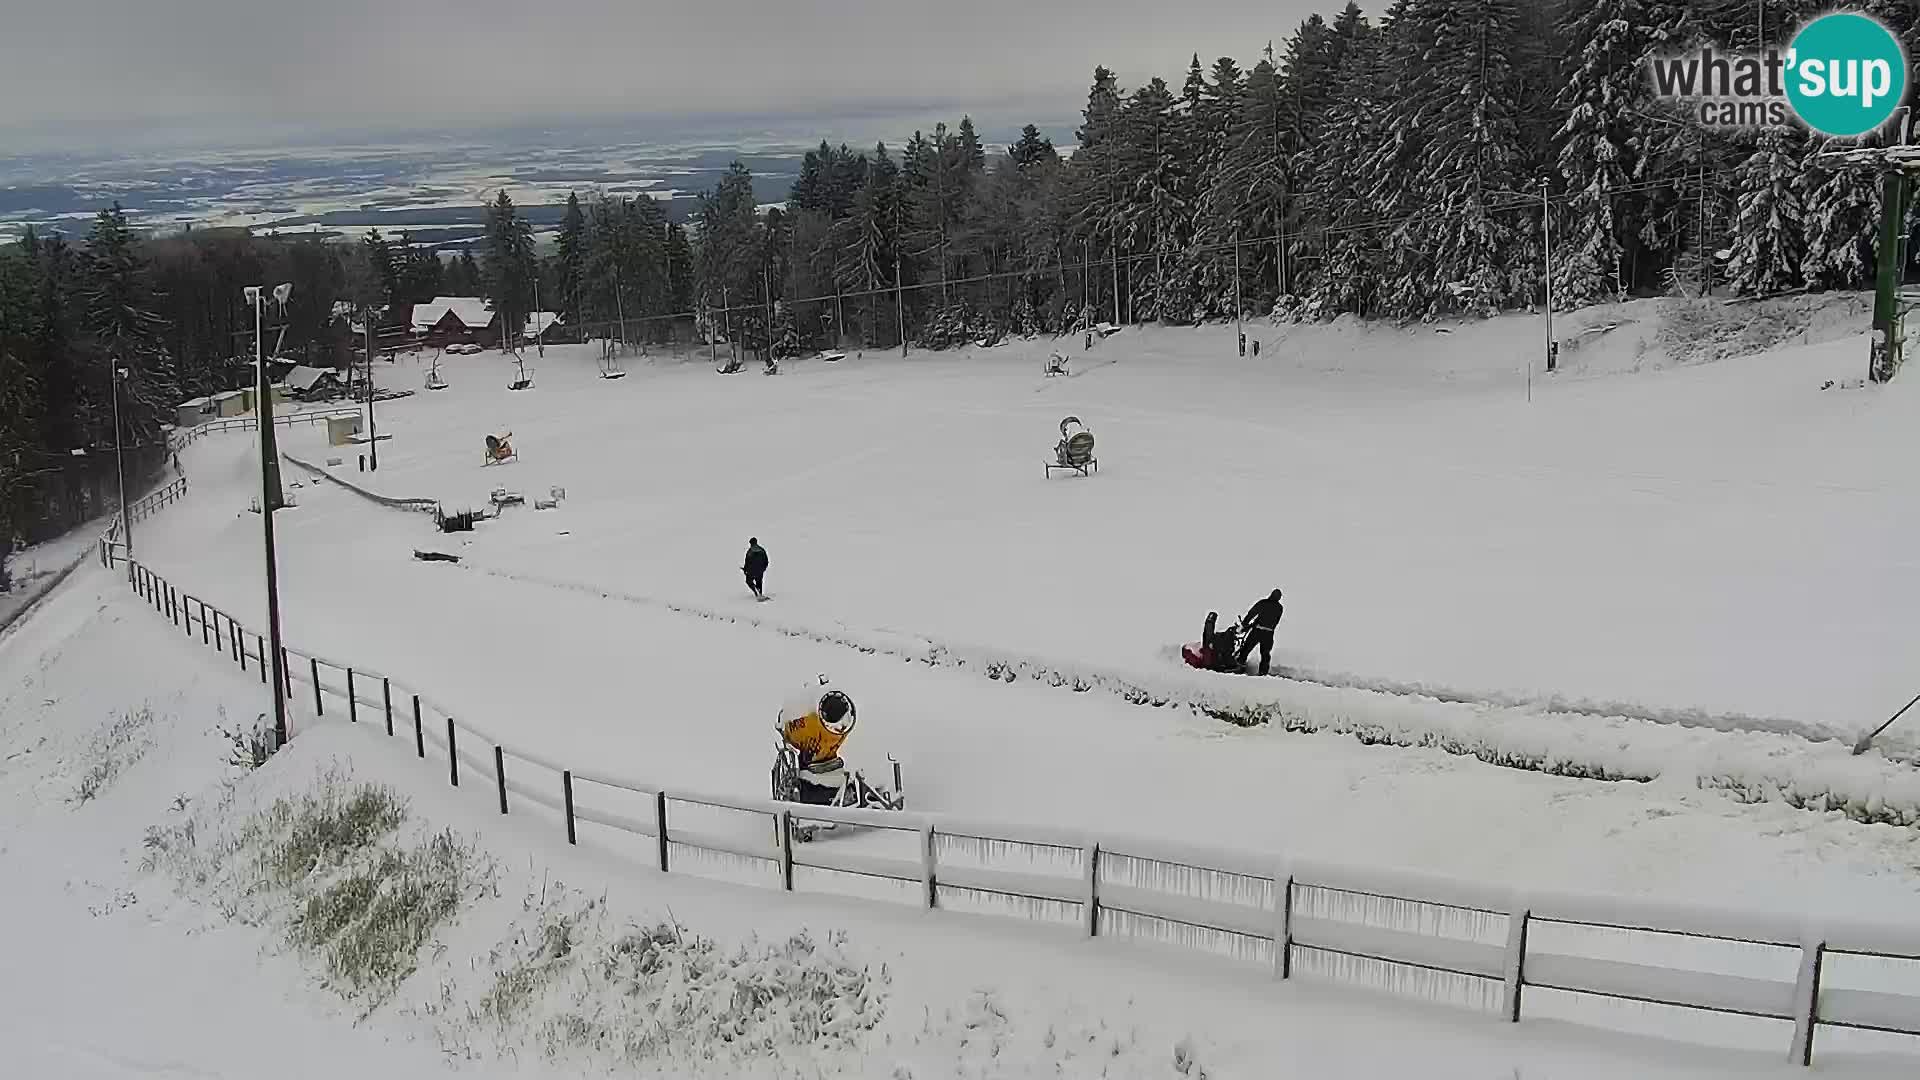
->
[[494, 746, 508, 814], [1082, 844, 1101, 937], [921, 824, 938, 909], [779, 810, 794, 891], [447, 718, 459, 786], [1276, 867, 1295, 979], [198, 600, 210, 645], [235, 622, 246, 671], [347, 669, 358, 723], [654, 792, 669, 872], [1502, 906, 1530, 1022], [1789, 940, 1826, 1066], [382, 678, 393, 736], [310, 657, 323, 715], [563, 771, 577, 845], [413, 695, 425, 758]]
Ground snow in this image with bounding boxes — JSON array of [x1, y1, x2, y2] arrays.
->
[[4, 571, 1872, 1079], [6, 297, 1920, 1074]]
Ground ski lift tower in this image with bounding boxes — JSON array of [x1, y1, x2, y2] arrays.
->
[[1815, 136, 1918, 384]]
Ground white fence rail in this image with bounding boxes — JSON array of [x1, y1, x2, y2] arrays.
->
[[98, 435, 1920, 1070]]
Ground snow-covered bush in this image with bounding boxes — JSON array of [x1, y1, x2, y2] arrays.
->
[[220, 711, 277, 770], [70, 705, 156, 804]]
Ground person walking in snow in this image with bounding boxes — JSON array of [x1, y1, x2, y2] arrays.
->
[[1236, 589, 1285, 676], [743, 537, 769, 599]]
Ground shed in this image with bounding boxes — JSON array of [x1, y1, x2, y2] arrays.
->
[[287, 366, 344, 401], [176, 397, 212, 428], [327, 414, 364, 447], [213, 390, 247, 417]]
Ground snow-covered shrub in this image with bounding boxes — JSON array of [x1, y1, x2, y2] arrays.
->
[[70, 705, 156, 804], [288, 828, 478, 1005], [220, 711, 278, 770]]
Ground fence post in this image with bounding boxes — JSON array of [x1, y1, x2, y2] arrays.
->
[[562, 771, 577, 845], [447, 718, 459, 786], [1082, 843, 1100, 937], [1275, 865, 1295, 979], [654, 792, 669, 872], [494, 746, 508, 814], [382, 678, 393, 736], [280, 646, 290, 696], [198, 600, 210, 646], [310, 657, 323, 716], [1789, 940, 1826, 1066], [413, 696, 425, 758], [778, 810, 794, 890], [235, 622, 246, 671], [921, 824, 938, 910], [1502, 905, 1530, 1022], [347, 669, 358, 723], [262, 637, 271, 684]]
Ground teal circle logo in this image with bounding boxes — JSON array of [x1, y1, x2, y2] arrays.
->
[[1785, 13, 1908, 137]]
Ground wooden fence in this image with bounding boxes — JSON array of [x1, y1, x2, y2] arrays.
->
[[94, 437, 1920, 1070]]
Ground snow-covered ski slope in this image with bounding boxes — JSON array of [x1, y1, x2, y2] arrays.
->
[[14, 570, 1887, 1080], [128, 296, 1920, 924]]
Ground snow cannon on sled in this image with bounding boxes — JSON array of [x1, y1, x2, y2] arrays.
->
[[1181, 611, 1247, 674], [770, 677, 905, 842]]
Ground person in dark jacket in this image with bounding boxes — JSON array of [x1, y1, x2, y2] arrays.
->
[[743, 538, 769, 599], [1236, 589, 1284, 675]]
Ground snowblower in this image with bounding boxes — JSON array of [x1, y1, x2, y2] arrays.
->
[[1181, 611, 1248, 674]]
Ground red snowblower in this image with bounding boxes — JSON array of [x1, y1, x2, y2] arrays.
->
[[1181, 611, 1246, 673]]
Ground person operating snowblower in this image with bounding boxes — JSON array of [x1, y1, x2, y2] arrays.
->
[[772, 675, 905, 824]]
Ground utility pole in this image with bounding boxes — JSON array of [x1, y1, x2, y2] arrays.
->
[[1541, 177, 1555, 376], [1234, 239, 1244, 355], [247, 284, 292, 748], [894, 247, 907, 358], [110, 358, 130, 555], [364, 317, 379, 470]]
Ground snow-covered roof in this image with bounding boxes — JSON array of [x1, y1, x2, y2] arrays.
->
[[411, 297, 494, 332], [286, 366, 337, 391], [526, 311, 561, 338]]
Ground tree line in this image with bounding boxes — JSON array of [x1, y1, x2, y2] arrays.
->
[[7, 0, 1919, 564]]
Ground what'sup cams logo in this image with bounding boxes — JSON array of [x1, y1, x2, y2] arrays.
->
[[1648, 11, 1909, 137]]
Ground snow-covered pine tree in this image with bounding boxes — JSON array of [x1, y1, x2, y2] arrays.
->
[[1726, 127, 1807, 295], [1797, 146, 1880, 292], [556, 192, 587, 327], [1415, 0, 1536, 318], [82, 203, 176, 421], [1303, 12, 1388, 319], [1553, 0, 1654, 307]]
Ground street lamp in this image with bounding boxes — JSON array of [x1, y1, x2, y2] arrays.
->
[[245, 282, 293, 748], [110, 358, 131, 555]]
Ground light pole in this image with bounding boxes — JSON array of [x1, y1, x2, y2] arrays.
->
[[246, 282, 293, 748], [110, 358, 130, 555], [363, 312, 380, 471]]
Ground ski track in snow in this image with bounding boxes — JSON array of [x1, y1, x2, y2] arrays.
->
[[289, 452, 1847, 746]]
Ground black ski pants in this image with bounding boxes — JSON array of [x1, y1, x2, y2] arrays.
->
[[1238, 628, 1274, 676]]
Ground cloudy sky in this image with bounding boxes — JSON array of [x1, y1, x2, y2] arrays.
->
[[0, 0, 1331, 149]]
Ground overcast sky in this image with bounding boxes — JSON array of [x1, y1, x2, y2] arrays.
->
[[0, 0, 1332, 149]]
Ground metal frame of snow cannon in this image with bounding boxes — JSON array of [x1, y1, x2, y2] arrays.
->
[[770, 737, 905, 843], [1045, 416, 1097, 477]]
